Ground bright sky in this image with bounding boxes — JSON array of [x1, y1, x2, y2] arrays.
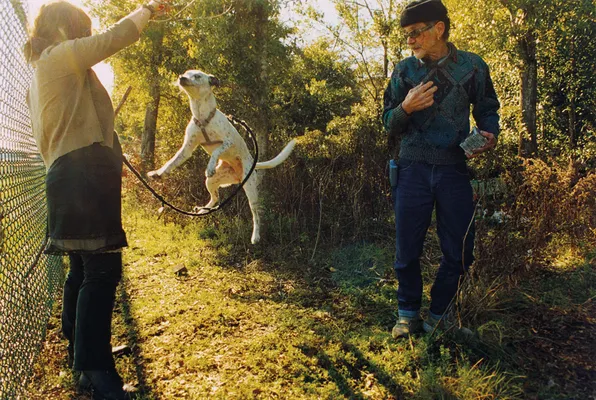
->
[[24, 0, 339, 94]]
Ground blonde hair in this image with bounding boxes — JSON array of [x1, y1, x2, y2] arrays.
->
[[24, 1, 92, 63]]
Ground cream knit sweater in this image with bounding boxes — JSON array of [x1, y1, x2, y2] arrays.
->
[[27, 19, 140, 169]]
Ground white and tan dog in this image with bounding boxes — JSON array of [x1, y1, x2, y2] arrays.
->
[[147, 70, 296, 244]]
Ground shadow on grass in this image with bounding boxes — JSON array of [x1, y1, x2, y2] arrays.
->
[[298, 342, 404, 399], [117, 282, 157, 400], [299, 344, 361, 399], [216, 241, 406, 397]]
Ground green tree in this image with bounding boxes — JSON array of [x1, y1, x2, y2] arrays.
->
[[273, 39, 360, 134], [90, 0, 294, 168], [90, 0, 190, 171], [445, 0, 595, 162], [536, 0, 595, 157], [297, 0, 406, 105]]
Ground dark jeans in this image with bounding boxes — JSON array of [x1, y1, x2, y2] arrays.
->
[[392, 159, 475, 316], [62, 252, 122, 371]]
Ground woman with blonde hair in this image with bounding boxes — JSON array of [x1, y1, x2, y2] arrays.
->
[[25, 1, 168, 399]]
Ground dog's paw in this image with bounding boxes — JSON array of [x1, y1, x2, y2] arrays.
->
[[193, 205, 211, 215], [147, 170, 161, 179]]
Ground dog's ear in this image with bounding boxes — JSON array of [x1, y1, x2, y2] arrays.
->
[[209, 76, 220, 87]]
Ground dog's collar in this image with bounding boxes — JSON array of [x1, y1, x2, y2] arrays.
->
[[193, 108, 217, 128], [193, 109, 222, 146]]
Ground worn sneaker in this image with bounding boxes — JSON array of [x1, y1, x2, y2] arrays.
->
[[391, 317, 423, 339], [423, 313, 452, 333], [423, 314, 475, 339]]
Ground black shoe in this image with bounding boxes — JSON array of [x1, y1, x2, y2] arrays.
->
[[78, 369, 137, 400]]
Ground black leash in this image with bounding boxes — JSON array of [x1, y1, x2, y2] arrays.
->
[[122, 115, 258, 217]]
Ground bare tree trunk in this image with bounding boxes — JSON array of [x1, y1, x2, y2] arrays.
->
[[383, 40, 389, 78], [142, 83, 160, 171], [519, 29, 538, 157], [568, 38, 577, 148], [500, 2, 539, 158], [382, 0, 395, 78], [254, 1, 270, 177], [569, 98, 577, 148], [141, 26, 164, 172]]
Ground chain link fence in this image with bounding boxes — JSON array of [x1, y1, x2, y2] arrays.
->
[[0, 0, 64, 398]]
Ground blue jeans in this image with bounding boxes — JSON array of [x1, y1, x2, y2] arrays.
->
[[392, 159, 475, 317]]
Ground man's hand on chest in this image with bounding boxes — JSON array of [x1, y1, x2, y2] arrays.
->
[[402, 81, 438, 115]]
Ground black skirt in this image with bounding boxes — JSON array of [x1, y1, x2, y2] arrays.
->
[[44, 140, 127, 254]]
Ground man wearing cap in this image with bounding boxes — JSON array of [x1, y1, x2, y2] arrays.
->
[[382, 0, 500, 338]]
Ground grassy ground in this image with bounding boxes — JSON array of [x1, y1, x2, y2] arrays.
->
[[27, 194, 595, 399]]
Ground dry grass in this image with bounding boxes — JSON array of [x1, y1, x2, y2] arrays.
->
[[25, 177, 595, 399]]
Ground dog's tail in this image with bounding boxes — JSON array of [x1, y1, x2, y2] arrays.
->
[[255, 139, 296, 170]]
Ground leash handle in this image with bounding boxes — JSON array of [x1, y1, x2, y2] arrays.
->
[[114, 86, 132, 117]]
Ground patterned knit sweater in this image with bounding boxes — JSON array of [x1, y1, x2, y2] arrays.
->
[[383, 43, 500, 164]]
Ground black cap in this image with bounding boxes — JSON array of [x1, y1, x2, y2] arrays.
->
[[400, 0, 448, 27]]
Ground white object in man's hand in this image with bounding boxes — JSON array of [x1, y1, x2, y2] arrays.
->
[[466, 131, 498, 159]]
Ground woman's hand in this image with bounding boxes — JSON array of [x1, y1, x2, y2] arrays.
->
[[147, 0, 169, 17], [128, 0, 169, 32]]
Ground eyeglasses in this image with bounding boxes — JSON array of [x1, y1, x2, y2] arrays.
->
[[403, 22, 437, 40]]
